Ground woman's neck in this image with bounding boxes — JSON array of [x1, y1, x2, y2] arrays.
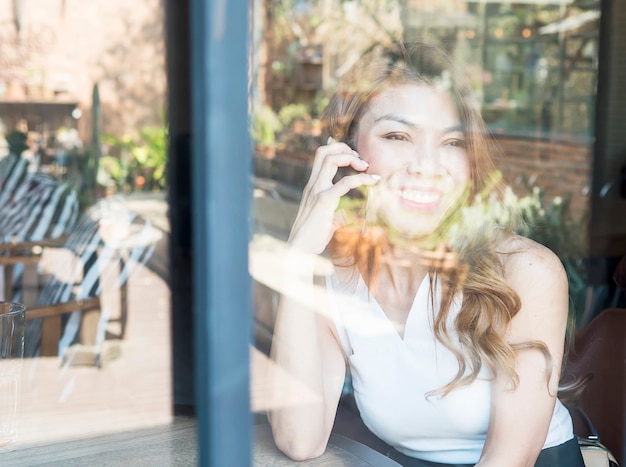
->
[[365, 255, 425, 338], [378, 249, 428, 297]]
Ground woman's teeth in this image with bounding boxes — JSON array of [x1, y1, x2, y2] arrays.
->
[[399, 189, 440, 204]]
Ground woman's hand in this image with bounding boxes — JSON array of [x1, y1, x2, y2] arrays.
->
[[288, 140, 380, 254]]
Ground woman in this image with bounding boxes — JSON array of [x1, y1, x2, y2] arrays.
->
[[267, 42, 584, 467]]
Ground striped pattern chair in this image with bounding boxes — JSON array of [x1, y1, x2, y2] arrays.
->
[[0, 155, 160, 362], [0, 173, 78, 243], [0, 155, 79, 305], [0, 153, 29, 206], [22, 197, 160, 361]]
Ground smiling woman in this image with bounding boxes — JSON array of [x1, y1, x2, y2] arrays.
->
[[267, 42, 586, 467], [351, 84, 470, 239]]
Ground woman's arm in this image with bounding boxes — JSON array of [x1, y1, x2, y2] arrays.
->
[[476, 239, 570, 467], [267, 142, 379, 460], [267, 248, 347, 460]]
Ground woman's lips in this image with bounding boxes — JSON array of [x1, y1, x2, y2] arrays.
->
[[397, 188, 442, 209]]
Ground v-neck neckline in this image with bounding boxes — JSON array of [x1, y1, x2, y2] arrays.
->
[[358, 273, 431, 343]]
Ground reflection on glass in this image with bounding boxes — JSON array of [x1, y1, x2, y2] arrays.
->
[[0, 1, 171, 451], [251, 0, 602, 464]]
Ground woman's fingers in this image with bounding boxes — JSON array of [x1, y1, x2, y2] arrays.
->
[[309, 142, 356, 177], [325, 173, 380, 199], [310, 152, 369, 193]]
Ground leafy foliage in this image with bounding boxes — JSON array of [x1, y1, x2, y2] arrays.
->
[[517, 187, 586, 260], [99, 122, 168, 192], [278, 103, 311, 128], [251, 105, 283, 148]]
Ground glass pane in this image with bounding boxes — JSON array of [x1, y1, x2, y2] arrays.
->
[[250, 0, 604, 463], [0, 1, 171, 450]]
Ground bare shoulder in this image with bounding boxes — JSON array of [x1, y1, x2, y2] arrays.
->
[[497, 234, 567, 288], [497, 233, 569, 335]]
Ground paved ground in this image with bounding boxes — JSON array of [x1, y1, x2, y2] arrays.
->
[[13, 259, 173, 448]]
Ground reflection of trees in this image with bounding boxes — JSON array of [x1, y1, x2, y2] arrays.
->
[[255, 0, 600, 138], [257, 0, 401, 109]]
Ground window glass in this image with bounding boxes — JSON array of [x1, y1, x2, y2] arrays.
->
[[0, 1, 171, 449], [250, 0, 601, 455]]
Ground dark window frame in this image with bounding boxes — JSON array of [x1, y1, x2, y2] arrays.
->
[[166, 0, 252, 465]]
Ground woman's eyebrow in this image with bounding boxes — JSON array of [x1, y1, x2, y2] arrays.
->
[[373, 114, 416, 127], [445, 124, 465, 133], [373, 114, 465, 133]]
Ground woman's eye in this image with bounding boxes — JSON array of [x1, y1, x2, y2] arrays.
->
[[445, 139, 466, 148], [383, 133, 408, 141]]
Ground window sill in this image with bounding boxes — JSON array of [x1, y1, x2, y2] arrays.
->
[[2, 417, 197, 465]]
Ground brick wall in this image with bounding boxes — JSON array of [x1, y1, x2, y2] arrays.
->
[[493, 136, 592, 222], [0, 0, 165, 143]]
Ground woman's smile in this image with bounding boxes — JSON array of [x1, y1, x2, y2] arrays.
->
[[397, 187, 443, 209]]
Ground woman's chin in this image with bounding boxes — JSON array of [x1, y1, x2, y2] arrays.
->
[[383, 223, 442, 246], [380, 212, 444, 241]]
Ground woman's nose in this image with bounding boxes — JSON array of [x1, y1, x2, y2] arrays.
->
[[406, 143, 442, 177]]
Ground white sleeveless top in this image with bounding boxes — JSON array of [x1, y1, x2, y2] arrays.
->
[[326, 271, 574, 464]]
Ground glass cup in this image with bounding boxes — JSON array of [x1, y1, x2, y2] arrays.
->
[[0, 302, 26, 451]]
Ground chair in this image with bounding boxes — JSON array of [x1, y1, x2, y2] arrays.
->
[[0, 156, 78, 303], [0, 153, 30, 207], [562, 307, 626, 466], [1, 195, 160, 363]]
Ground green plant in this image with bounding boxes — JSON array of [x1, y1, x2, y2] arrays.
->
[[87, 83, 102, 192], [517, 187, 585, 258], [101, 122, 168, 192], [98, 154, 123, 186], [99, 134, 134, 190], [251, 105, 282, 147], [448, 181, 588, 322], [277, 103, 311, 128], [133, 125, 168, 188]]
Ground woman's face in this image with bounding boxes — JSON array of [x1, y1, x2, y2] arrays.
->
[[354, 84, 470, 238]]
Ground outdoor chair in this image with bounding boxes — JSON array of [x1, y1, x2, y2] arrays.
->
[[0, 153, 79, 307], [1, 192, 160, 363]]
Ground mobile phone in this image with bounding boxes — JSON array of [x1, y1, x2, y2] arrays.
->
[[332, 141, 366, 200]]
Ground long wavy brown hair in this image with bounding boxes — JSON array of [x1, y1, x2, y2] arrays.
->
[[323, 42, 552, 396]]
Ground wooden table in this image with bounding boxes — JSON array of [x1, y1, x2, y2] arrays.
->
[[1, 418, 401, 466]]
